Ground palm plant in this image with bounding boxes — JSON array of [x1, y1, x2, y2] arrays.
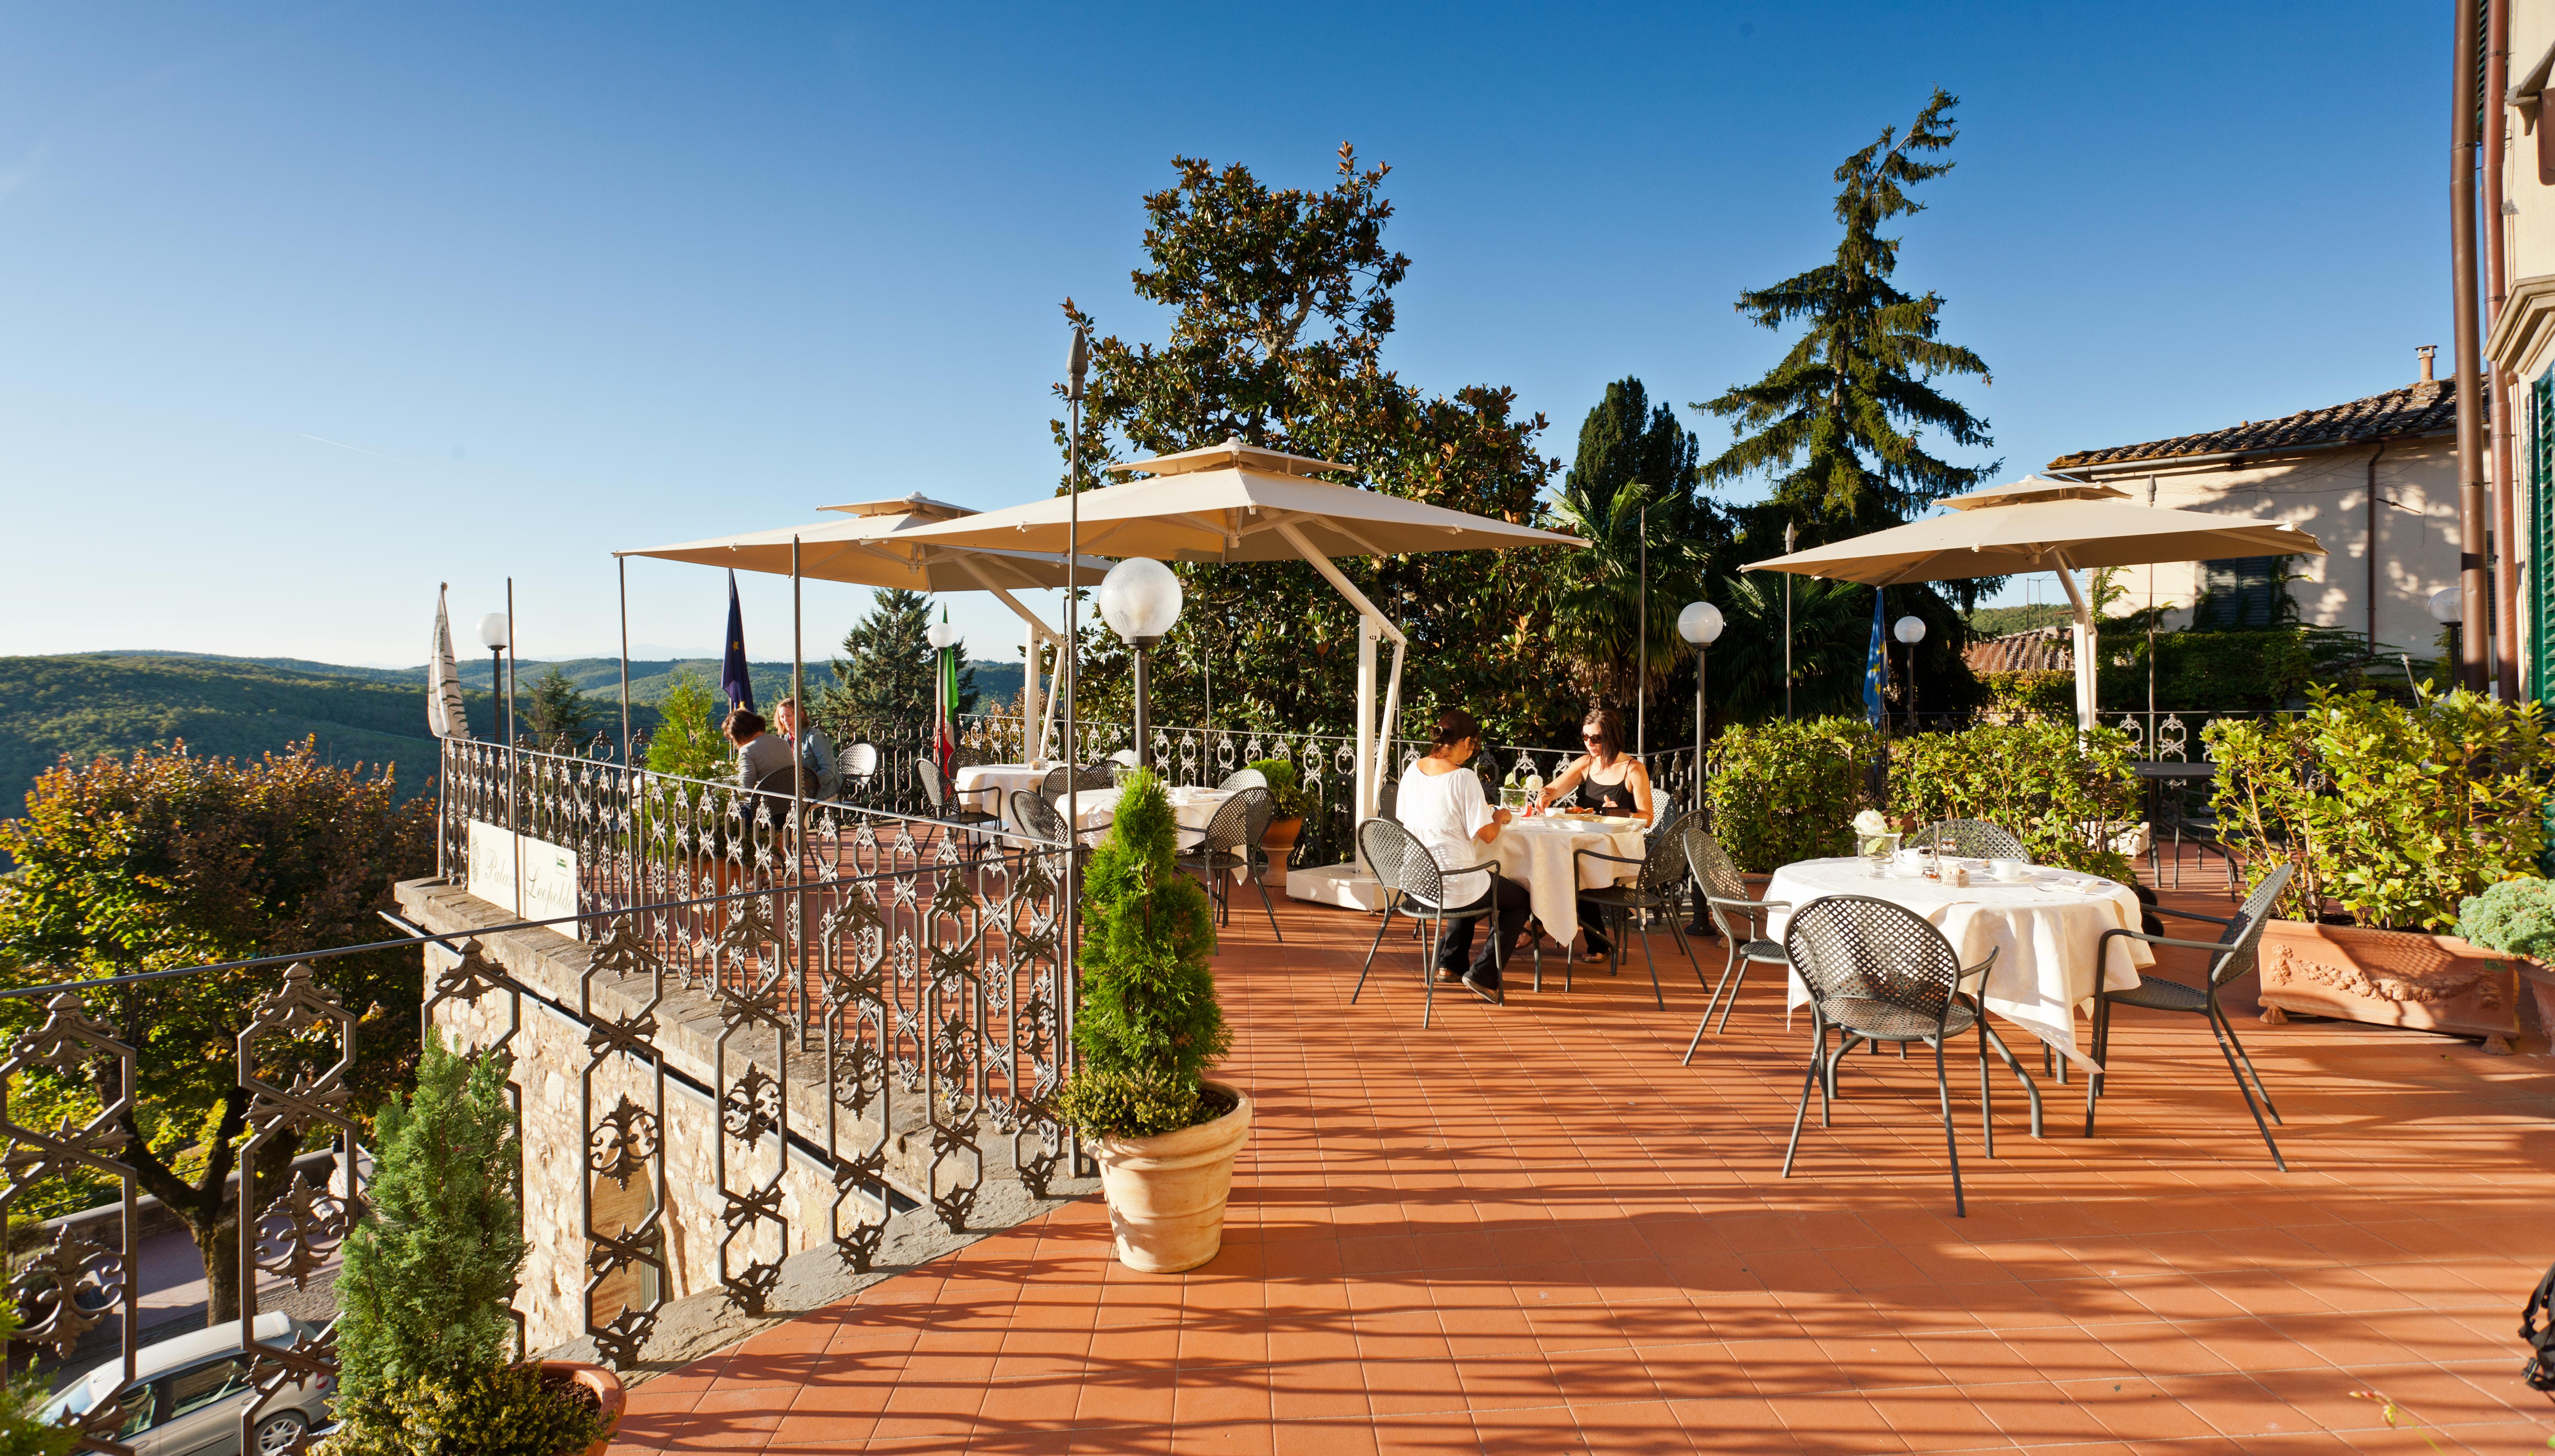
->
[[1706, 573, 1875, 722], [1547, 479, 1715, 712]]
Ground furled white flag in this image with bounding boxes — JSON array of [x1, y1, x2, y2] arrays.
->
[[427, 583, 471, 740]]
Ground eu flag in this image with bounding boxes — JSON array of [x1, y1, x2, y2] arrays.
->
[[1864, 588, 1887, 727], [721, 570, 755, 714]]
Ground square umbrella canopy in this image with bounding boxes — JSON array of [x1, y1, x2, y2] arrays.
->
[[618, 494, 1116, 762], [1742, 476, 2324, 729], [894, 437, 1583, 827]]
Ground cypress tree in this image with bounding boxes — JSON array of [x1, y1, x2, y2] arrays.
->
[[825, 589, 976, 725], [1563, 377, 1702, 532], [1694, 89, 1997, 561]]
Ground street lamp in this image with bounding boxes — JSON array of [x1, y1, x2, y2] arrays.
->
[[476, 612, 511, 744], [1892, 615, 1926, 732], [1677, 602, 1724, 795], [1099, 557, 1184, 772], [2429, 587, 2463, 677]]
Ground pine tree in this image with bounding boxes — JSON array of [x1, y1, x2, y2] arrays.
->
[[522, 665, 593, 749], [1563, 378, 1702, 532], [1694, 89, 1997, 559], [645, 667, 731, 782], [825, 589, 975, 726]]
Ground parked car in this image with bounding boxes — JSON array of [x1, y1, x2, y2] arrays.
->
[[42, 1313, 330, 1456]]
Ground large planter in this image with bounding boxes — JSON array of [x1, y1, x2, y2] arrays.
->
[[2257, 919, 2523, 1045], [1093, 1081, 1253, 1273], [1262, 817, 1304, 857], [538, 1361, 627, 1456]]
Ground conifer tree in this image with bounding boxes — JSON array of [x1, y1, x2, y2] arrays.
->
[[522, 665, 594, 749], [825, 589, 975, 725], [1051, 772, 1228, 1138], [1550, 378, 1729, 707], [1694, 89, 1997, 560]]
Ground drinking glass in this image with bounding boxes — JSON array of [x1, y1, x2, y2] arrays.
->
[[1861, 831, 1901, 877]]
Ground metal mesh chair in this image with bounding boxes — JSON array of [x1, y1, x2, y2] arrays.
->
[[1680, 825, 1793, 1060], [2084, 862, 2295, 1169], [1781, 895, 2002, 1217], [1008, 788, 1092, 890], [1217, 767, 1269, 793], [1908, 819, 2026, 860], [1352, 818, 1529, 1027], [915, 760, 1000, 852], [1570, 810, 1708, 1009], [1175, 787, 1282, 942]]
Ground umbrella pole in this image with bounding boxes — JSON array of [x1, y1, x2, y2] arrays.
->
[[1637, 503, 1647, 762], [1274, 520, 1408, 832], [2052, 553, 2097, 732], [792, 537, 808, 1024]]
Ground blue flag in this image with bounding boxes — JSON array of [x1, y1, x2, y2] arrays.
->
[[721, 570, 755, 713], [1864, 588, 1886, 727]]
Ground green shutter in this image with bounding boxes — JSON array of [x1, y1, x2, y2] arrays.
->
[[2537, 373, 2555, 702]]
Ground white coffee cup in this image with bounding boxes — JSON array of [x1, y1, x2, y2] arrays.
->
[[1990, 858, 2026, 881]]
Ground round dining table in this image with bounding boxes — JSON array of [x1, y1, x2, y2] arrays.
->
[[952, 763, 1055, 816], [1485, 813, 1648, 950], [1763, 857, 2153, 1073]]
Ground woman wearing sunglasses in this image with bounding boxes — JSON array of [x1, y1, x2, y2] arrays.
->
[[1529, 706, 1654, 962]]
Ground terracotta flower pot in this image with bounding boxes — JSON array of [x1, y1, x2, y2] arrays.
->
[[2257, 919, 2522, 1048], [1092, 1081, 1253, 1273], [539, 1361, 627, 1456], [1262, 817, 1304, 857]]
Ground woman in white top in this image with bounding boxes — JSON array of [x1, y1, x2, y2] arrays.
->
[[1394, 707, 1530, 1000]]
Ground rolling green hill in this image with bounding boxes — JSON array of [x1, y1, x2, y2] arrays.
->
[[4, 652, 1031, 818]]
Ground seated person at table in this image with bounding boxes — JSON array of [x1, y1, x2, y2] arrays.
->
[[773, 697, 840, 799], [727, 709, 794, 790], [1531, 707, 1654, 962], [1394, 708, 1529, 999]]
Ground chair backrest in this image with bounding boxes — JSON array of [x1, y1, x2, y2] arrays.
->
[[1357, 817, 1448, 911], [1010, 788, 1073, 847], [1911, 818, 2026, 860], [841, 741, 880, 781], [1681, 824, 1758, 942], [1198, 787, 1275, 856], [2210, 862, 2295, 987], [1041, 765, 1074, 798], [1639, 808, 1703, 894], [749, 764, 805, 797], [1218, 767, 1269, 793], [915, 758, 951, 812], [1783, 895, 1967, 1031]]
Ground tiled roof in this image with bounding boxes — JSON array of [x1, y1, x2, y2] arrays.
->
[[2047, 378, 2475, 470], [1964, 626, 2072, 674]]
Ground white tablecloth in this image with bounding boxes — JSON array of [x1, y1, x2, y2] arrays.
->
[[1764, 857, 2152, 1071], [952, 763, 1055, 818], [1484, 815, 1648, 947], [1058, 785, 1236, 839]]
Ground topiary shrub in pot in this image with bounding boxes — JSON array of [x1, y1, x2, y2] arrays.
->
[[328, 1037, 621, 1456], [1050, 769, 1248, 1273]]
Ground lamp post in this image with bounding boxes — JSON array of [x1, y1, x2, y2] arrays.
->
[[1782, 521, 1796, 722], [1099, 557, 1184, 773], [1892, 615, 1927, 733], [2429, 587, 2464, 685], [1676, 602, 1724, 799], [476, 612, 512, 745]]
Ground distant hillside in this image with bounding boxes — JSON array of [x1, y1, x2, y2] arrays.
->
[[8, 651, 1030, 818]]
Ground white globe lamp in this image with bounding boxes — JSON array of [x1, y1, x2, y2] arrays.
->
[[2428, 587, 2463, 625], [1097, 558, 1185, 764], [1677, 601, 1724, 646], [1893, 616, 1927, 645]]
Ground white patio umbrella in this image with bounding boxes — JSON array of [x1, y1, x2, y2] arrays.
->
[[894, 437, 1583, 860], [618, 494, 1114, 762], [1743, 476, 2323, 729]]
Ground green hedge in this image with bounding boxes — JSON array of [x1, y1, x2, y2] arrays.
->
[[2206, 686, 2554, 930], [1887, 721, 2140, 882], [1704, 717, 1880, 872]]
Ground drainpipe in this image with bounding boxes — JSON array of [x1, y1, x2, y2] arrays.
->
[[2366, 438, 2390, 649], [2455, 0, 2492, 692], [2488, 0, 2521, 698]]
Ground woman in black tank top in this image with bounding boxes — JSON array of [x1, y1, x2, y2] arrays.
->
[[1527, 707, 1655, 961]]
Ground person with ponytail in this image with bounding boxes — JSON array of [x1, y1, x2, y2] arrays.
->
[[1393, 707, 1529, 1000]]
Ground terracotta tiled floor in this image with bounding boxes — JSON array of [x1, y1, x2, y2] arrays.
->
[[614, 875, 2555, 1453]]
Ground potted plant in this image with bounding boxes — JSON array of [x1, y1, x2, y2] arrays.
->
[[2208, 686, 2552, 1050], [1247, 759, 1312, 864], [2454, 876, 2555, 1047], [1051, 770, 1249, 1273], [328, 1037, 622, 1456]]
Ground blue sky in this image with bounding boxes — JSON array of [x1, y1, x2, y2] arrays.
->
[[0, 1, 2446, 671]]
